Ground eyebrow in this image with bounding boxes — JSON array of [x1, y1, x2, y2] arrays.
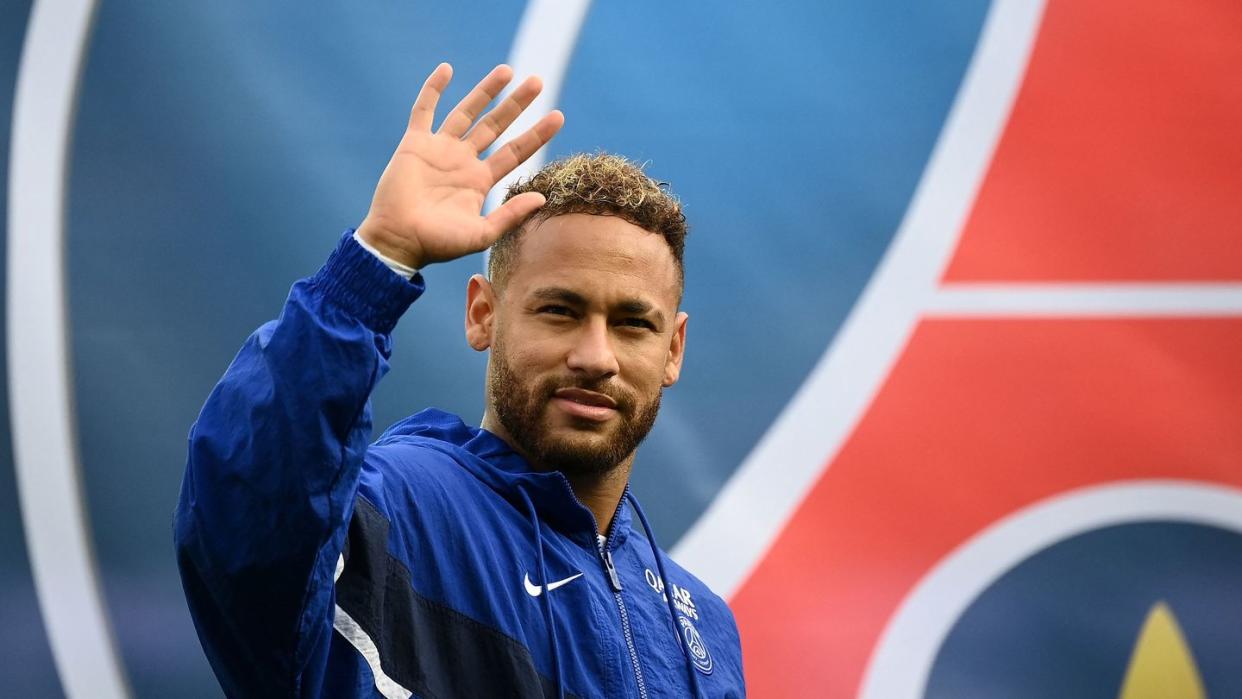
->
[[530, 287, 666, 324], [531, 287, 587, 306]]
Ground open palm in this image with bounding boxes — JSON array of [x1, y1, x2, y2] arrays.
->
[[357, 63, 565, 269]]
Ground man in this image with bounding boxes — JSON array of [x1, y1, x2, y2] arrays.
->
[[174, 63, 746, 698]]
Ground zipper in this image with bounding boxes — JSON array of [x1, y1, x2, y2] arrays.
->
[[553, 474, 649, 699], [599, 536, 648, 699]]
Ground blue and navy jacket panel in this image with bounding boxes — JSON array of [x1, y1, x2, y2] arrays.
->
[[174, 232, 746, 697]]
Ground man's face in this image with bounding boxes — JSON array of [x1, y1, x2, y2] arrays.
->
[[469, 213, 687, 478]]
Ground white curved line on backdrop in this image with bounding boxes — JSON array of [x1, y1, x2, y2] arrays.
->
[[7, 1, 592, 696], [672, 0, 1048, 598], [7, 1, 131, 698], [930, 283, 1242, 316], [482, 0, 592, 223], [858, 480, 1242, 698]]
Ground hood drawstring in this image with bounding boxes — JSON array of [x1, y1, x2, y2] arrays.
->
[[626, 492, 705, 698], [518, 488, 566, 699]]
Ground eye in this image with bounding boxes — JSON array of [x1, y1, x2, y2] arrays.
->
[[619, 318, 657, 331], [537, 305, 576, 318]]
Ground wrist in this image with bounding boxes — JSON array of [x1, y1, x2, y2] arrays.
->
[[356, 217, 425, 270], [353, 230, 419, 279], [311, 231, 425, 335]]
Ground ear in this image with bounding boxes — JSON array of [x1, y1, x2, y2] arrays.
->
[[465, 274, 497, 351], [662, 311, 688, 387]]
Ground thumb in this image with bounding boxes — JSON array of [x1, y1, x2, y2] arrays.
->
[[483, 192, 547, 241]]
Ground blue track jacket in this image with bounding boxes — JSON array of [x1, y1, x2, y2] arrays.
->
[[174, 232, 746, 698]]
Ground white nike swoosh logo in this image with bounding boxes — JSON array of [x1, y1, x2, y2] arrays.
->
[[524, 572, 583, 597]]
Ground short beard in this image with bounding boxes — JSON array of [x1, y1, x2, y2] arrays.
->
[[488, 342, 661, 479]]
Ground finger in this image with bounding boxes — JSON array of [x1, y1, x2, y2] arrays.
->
[[437, 64, 513, 138], [483, 192, 547, 240], [486, 110, 565, 182], [409, 63, 453, 132], [465, 75, 543, 154]]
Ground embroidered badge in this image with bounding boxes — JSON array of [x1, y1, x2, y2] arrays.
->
[[678, 615, 713, 675]]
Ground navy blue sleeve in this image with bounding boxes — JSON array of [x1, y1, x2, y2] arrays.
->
[[173, 231, 423, 697]]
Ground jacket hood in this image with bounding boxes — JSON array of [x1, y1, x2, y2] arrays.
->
[[377, 409, 702, 696], [376, 408, 632, 547]]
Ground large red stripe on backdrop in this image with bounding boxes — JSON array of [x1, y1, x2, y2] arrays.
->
[[728, 0, 1242, 695], [732, 319, 1242, 696], [944, 0, 1242, 281]]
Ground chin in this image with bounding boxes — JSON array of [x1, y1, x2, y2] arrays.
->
[[543, 425, 614, 453], [535, 425, 629, 476]]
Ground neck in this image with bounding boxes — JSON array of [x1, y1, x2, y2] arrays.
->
[[481, 411, 633, 534], [563, 461, 632, 536]]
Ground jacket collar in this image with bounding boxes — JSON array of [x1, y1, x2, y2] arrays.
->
[[378, 408, 631, 548]]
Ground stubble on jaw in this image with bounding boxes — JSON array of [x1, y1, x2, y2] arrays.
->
[[486, 339, 662, 479]]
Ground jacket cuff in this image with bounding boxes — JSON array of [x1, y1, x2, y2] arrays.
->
[[310, 230, 425, 334]]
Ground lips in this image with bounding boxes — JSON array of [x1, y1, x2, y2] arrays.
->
[[552, 387, 619, 422], [553, 388, 618, 409]]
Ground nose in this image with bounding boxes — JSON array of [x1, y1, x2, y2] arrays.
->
[[566, 317, 619, 379]]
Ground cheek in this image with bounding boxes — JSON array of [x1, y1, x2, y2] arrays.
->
[[511, 341, 562, 372], [623, 346, 672, 386], [497, 342, 562, 387]]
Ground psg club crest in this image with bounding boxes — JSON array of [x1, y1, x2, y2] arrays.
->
[[678, 616, 713, 675], [674, 1, 1242, 696]]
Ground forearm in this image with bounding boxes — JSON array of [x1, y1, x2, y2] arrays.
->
[[173, 231, 423, 693]]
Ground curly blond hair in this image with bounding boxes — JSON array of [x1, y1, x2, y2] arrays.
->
[[488, 153, 687, 292]]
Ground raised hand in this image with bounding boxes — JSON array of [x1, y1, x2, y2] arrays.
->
[[355, 63, 565, 270]]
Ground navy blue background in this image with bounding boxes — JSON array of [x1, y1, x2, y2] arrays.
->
[[928, 522, 1242, 698]]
